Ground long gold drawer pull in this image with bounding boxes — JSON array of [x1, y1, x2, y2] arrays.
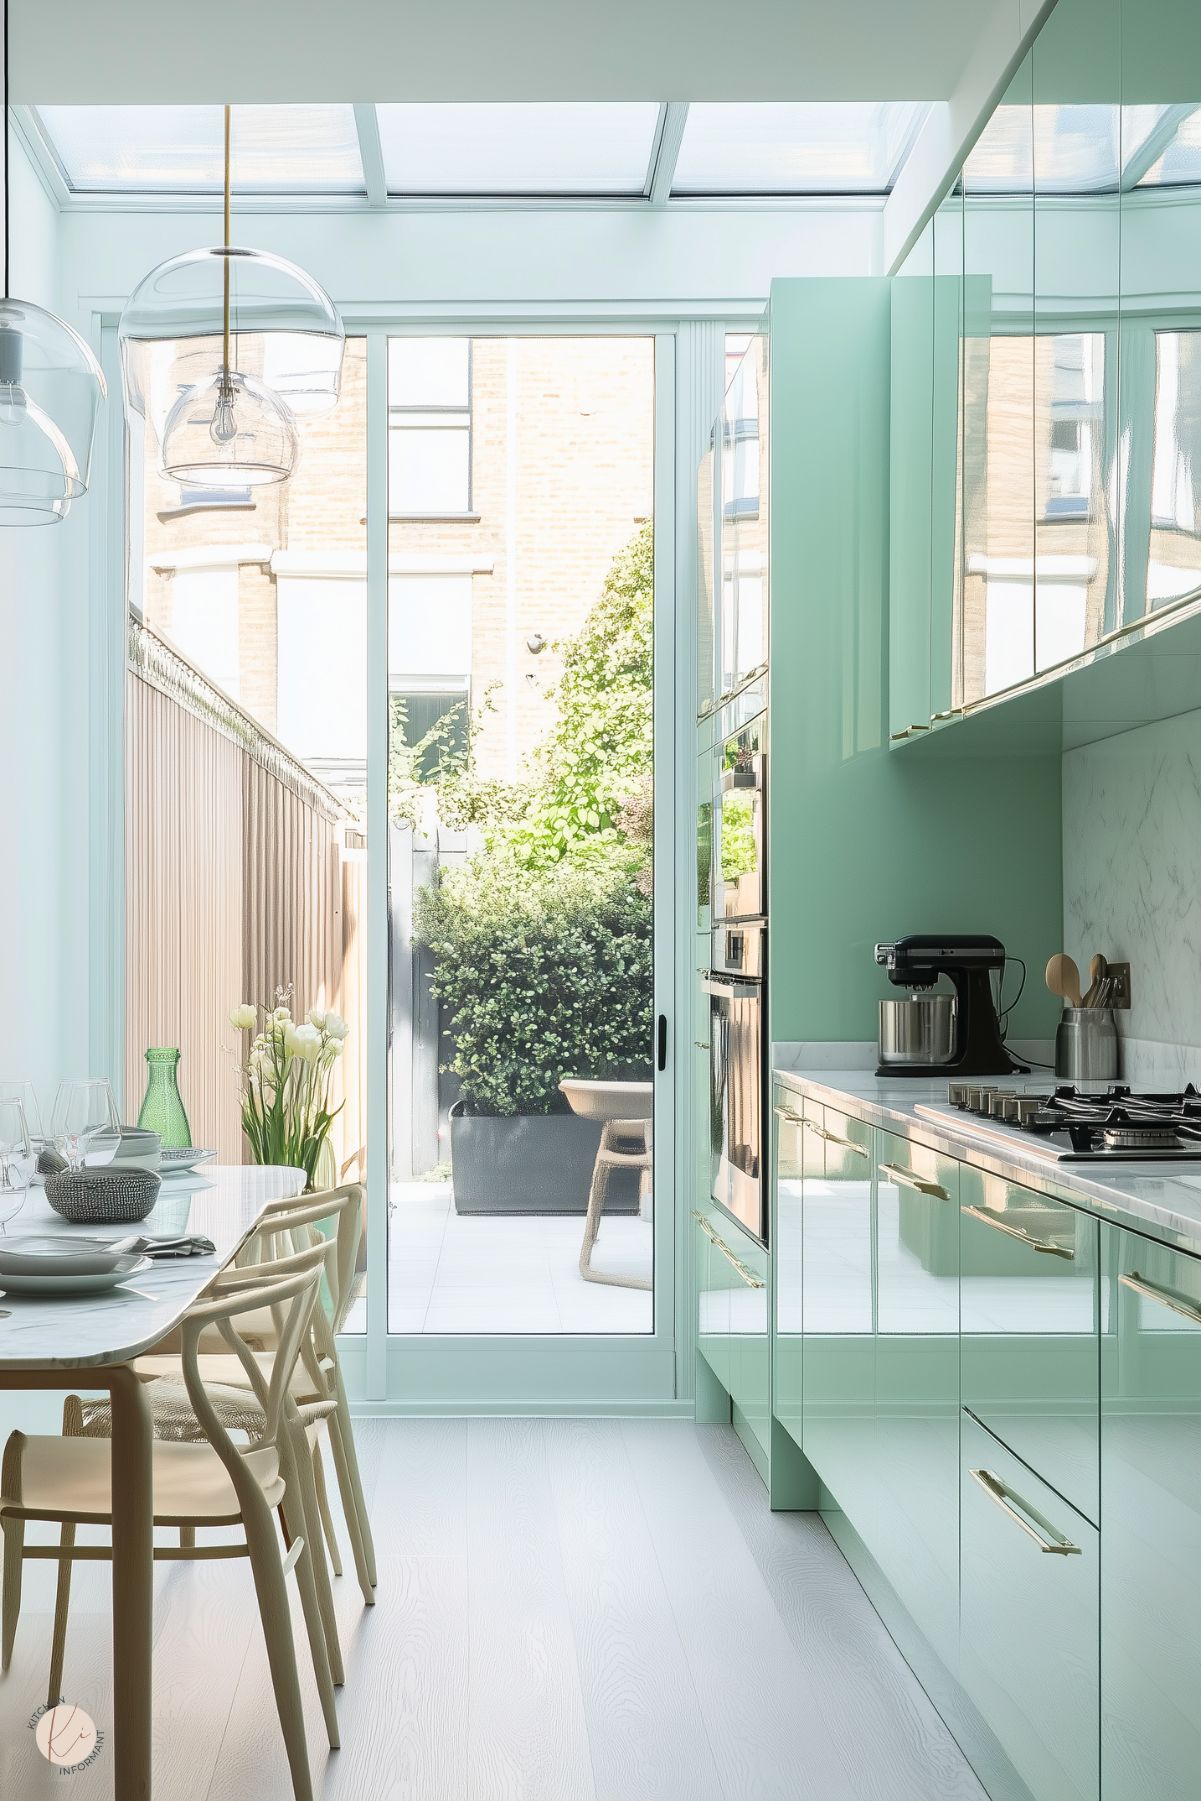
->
[[961, 1205, 1075, 1259], [773, 1104, 803, 1123], [878, 1162, 949, 1199], [1120, 1271, 1201, 1326], [694, 1040, 711, 1050], [806, 1120, 869, 1157], [969, 1468, 1082, 1556], [690, 1210, 765, 1289]]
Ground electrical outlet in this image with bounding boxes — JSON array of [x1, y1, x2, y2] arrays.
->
[[1107, 962, 1132, 1010]]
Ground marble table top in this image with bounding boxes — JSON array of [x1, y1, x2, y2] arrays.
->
[[0, 1164, 306, 1371]]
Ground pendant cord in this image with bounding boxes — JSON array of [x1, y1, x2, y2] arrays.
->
[[221, 102, 231, 386], [3, 0, 10, 300]]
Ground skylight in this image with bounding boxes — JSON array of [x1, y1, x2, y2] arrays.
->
[[1138, 106, 1201, 186], [35, 104, 365, 194], [376, 103, 662, 196], [963, 102, 1192, 195], [671, 103, 931, 195]]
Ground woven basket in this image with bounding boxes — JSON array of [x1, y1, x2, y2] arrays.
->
[[45, 1165, 161, 1225]]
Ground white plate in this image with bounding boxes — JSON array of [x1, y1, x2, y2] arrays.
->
[[159, 1148, 216, 1176], [0, 1236, 139, 1277], [0, 1253, 153, 1296]]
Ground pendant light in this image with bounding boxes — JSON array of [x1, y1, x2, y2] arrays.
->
[[119, 107, 344, 487], [0, 0, 106, 525]]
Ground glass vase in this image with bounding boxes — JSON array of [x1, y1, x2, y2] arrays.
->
[[136, 1047, 193, 1148]]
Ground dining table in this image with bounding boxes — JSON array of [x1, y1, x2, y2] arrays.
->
[[0, 1161, 305, 1799]]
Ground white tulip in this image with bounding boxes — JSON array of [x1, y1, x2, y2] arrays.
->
[[307, 1007, 327, 1031], [286, 1022, 323, 1063], [324, 1011, 350, 1041], [272, 1005, 293, 1025], [229, 1003, 257, 1032]]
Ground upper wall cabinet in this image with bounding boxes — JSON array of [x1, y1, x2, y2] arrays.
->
[[891, 0, 1201, 745], [697, 333, 770, 718]]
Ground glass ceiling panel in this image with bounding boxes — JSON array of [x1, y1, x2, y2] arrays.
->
[[377, 103, 661, 195], [1138, 106, 1201, 185], [35, 104, 365, 193], [966, 103, 1173, 194], [671, 102, 930, 194]]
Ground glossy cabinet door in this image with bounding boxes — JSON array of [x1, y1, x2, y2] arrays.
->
[[772, 1086, 820, 1451], [1101, 1225, 1201, 1801], [801, 1107, 875, 1527], [889, 221, 935, 744], [718, 334, 769, 701], [960, 1166, 1100, 1520], [695, 1208, 730, 1394], [874, 1131, 961, 1670], [961, 1413, 1099, 1801], [696, 422, 718, 718], [729, 1224, 770, 1459]]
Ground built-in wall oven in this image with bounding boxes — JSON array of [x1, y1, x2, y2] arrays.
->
[[705, 710, 767, 1243]]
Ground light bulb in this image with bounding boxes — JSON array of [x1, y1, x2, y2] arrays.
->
[[0, 327, 26, 428], [0, 382, 27, 429], [210, 380, 238, 447]]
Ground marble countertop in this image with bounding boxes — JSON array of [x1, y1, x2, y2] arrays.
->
[[774, 1066, 1201, 1254], [0, 1164, 306, 1370]]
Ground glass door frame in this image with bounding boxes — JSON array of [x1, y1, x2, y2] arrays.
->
[[95, 305, 756, 1411]]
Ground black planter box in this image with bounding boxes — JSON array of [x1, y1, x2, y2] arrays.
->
[[449, 1103, 639, 1215]]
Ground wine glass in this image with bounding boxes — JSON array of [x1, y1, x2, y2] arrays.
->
[[51, 1079, 121, 1170], [0, 1099, 34, 1234], [0, 1081, 44, 1146]]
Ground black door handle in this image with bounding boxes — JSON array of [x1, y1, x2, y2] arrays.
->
[[657, 1014, 668, 1072]]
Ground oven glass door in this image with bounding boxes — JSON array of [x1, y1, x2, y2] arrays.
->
[[707, 974, 765, 1242], [713, 720, 765, 921]]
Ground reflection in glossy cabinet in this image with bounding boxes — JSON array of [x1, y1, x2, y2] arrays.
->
[[960, 1166, 1100, 1520], [772, 1086, 818, 1451], [1102, 1226, 1201, 1801], [961, 1413, 1099, 1801], [875, 1132, 961, 1670], [801, 1107, 875, 1526]]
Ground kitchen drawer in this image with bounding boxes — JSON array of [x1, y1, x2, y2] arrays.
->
[[772, 1086, 819, 1449], [694, 1207, 769, 1458], [961, 1166, 1099, 1520], [801, 1106, 875, 1526], [961, 1413, 1099, 1801], [1102, 1226, 1201, 1801], [874, 1131, 961, 1671]]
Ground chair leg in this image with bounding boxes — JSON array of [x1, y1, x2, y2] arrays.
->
[[0, 1512, 24, 1672], [579, 1151, 610, 1282], [327, 1409, 374, 1604], [330, 1368, 376, 1588], [47, 1522, 75, 1705], [278, 1471, 340, 1747], [312, 1443, 342, 1578], [241, 1508, 316, 1801], [289, 1431, 344, 1687], [179, 1525, 195, 1550]]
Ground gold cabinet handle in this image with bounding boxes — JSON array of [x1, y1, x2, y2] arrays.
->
[[694, 1040, 711, 1050], [890, 724, 930, 741], [1119, 1270, 1201, 1327], [878, 1161, 949, 1200], [690, 1209, 765, 1289], [969, 1468, 1082, 1556], [773, 1103, 803, 1123], [961, 1204, 1075, 1260], [806, 1120, 869, 1157], [931, 708, 961, 722]]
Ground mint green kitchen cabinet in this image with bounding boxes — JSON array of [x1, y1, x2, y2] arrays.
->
[[960, 1167, 1100, 1521], [801, 1106, 875, 1527], [696, 420, 718, 718], [889, 223, 935, 745], [772, 1085, 820, 1451], [695, 1208, 730, 1396], [718, 334, 770, 701], [961, 1412, 1100, 1801], [1101, 1225, 1201, 1801], [695, 1205, 770, 1472], [874, 1131, 961, 1670]]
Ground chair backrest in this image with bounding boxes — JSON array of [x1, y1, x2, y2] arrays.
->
[[180, 1262, 321, 1514], [213, 1235, 331, 1396], [243, 1184, 364, 1334]]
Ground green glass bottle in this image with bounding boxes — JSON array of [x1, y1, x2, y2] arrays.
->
[[136, 1047, 192, 1148]]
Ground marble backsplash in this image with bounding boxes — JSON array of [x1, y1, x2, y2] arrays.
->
[[1063, 707, 1201, 1085]]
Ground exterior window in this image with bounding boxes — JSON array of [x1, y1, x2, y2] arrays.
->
[[388, 337, 473, 517], [390, 685, 469, 784], [1043, 334, 1097, 520], [175, 482, 254, 511]]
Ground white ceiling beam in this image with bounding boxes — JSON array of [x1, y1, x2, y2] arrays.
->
[[647, 102, 689, 204], [1119, 103, 1194, 191], [354, 102, 386, 206]]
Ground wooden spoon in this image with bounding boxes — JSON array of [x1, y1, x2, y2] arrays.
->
[[1045, 952, 1083, 1009], [1082, 953, 1107, 1008]]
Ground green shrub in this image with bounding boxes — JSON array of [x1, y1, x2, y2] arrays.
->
[[414, 853, 652, 1116]]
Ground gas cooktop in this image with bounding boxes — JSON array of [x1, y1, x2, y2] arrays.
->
[[914, 1083, 1201, 1163]]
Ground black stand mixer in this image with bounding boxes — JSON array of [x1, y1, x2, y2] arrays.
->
[[873, 934, 1029, 1078]]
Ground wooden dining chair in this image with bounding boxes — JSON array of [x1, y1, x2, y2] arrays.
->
[[0, 1259, 336, 1801]]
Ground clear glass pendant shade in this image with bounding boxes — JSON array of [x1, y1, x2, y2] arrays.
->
[[0, 300, 106, 526], [160, 367, 299, 486], [119, 244, 344, 430]]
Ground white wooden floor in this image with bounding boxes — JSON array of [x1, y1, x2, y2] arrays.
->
[[0, 1419, 987, 1800]]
